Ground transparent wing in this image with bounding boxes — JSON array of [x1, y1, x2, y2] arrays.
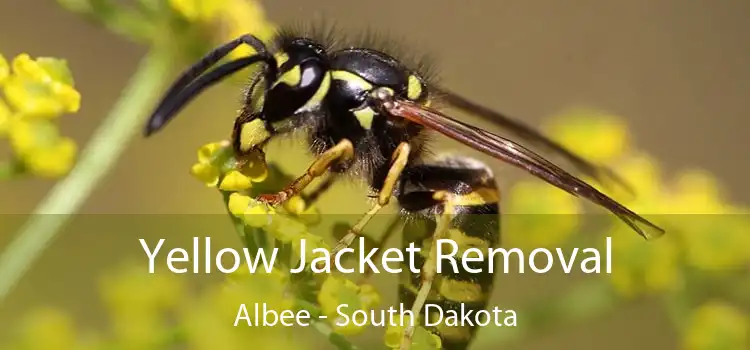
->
[[434, 87, 634, 195], [380, 97, 665, 240]]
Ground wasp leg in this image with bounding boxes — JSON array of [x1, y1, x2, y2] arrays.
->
[[400, 194, 455, 350], [301, 173, 339, 208], [397, 156, 501, 350], [256, 139, 354, 206], [325, 142, 411, 261]]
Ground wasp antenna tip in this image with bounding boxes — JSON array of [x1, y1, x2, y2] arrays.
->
[[143, 124, 158, 137]]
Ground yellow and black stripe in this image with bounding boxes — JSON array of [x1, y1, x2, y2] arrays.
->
[[397, 156, 501, 350]]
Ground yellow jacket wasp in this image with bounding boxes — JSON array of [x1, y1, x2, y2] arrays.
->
[[144, 25, 665, 350]]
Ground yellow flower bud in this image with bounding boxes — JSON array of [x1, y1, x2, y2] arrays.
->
[[218, 170, 253, 191], [12, 53, 51, 82], [100, 266, 183, 347], [268, 215, 307, 243], [505, 180, 581, 249], [679, 215, 750, 271], [227, 194, 276, 228], [224, 268, 295, 311], [0, 99, 11, 135], [9, 119, 78, 177], [190, 162, 220, 187], [50, 82, 81, 113], [317, 276, 381, 336], [19, 308, 78, 350], [227, 193, 252, 217], [196, 141, 226, 163], [191, 141, 269, 190], [611, 154, 663, 201], [358, 284, 382, 308], [8, 118, 60, 155], [669, 170, 726, 214], [4, 54, 80, 118], [23, 137, 77, 178], [3, 75, 80, 118], [685, 301, 748, 350], [607, 228, 681, 297], [241, 205, 274, 227], [545, 108, 630, 164], [0, 54, 8, 85], [169, 0, 228, 22], [282, 196, 307, 215], [219, 0, 277, 60]]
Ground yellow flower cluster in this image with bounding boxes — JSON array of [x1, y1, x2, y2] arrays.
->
[[0, 53, 80, 178], [684, 301, 748, 350], [190, 141, 268, 191], [11, 307, 103, 350], [544, 107, 630, 164], [190, 140, 391, 345], [184, 268, 306, 350], [6, 263, 310, 350], [504, 180, 583, 249], [602, 155, 750, 297], [533, 108, 750, 296], [168, 0, 277, 59], [539, 108, 749, 349], [504, 108, 631, 250], [318, 276, 381, 335], [100, 264, 185, 348]]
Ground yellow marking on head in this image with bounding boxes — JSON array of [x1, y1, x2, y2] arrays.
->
[[302, 72, 331, 109], [450, 187, 501, 206], [274, 65, 301, 88], [437, 279, 486, 303], [239, 119, 270, 152], [274, 52, 290, 67], [407, 75, 423, 100], [353, 107, 376, 129], [331, 70, 373, 90]]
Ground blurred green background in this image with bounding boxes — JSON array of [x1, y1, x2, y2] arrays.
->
[[1, 0, 748, 349]]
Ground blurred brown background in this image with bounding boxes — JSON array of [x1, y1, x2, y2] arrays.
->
[[1, 0, 748, 349]]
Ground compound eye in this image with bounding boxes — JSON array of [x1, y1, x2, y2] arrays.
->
[[406, 74, 428, 102]]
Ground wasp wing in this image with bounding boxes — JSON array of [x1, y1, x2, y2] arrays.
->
[[433, 87, 634, 195], [381, 98, 665, 240]]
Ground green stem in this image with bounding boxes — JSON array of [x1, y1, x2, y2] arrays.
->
[[0, 49, 174, 304]]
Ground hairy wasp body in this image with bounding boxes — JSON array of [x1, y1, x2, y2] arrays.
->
[[145, 24, 664, 350]]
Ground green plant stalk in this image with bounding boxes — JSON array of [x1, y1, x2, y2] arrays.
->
[[0, 49, 174, 304]]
